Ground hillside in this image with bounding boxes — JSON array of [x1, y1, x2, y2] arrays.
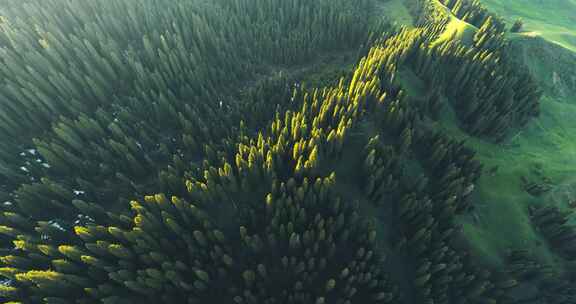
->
[[396, 0, 576, 302], [0, 0, 574, 303], [482, 0, 576, 52]]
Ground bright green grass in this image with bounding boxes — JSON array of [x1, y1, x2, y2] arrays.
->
[[482, 0, 576, 52], [399, 68, 572, 269], [437, 94, 576, 270], [427, 0, 478, 46], [394, 0, 576, 270], [437, 0, 576, 271], [382, 0, 576, 271], [432, 16, 477, 46], [455, 0, 576, 269]]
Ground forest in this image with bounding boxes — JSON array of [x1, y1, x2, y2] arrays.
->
[[0, 0, 574, 303]]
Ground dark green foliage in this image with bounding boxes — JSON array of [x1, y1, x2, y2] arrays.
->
[[510, 18, 524, 33], [497, 204, 576, 303], [0, 20, 504, 302], [530, 205, 576, 260], [404, 2, 541, 140], [0, 34, 410, 302], [0, 0, 556, 303], [0, 0, 384, 195], [439, 0, 506, 32], [506, 249, 576, 303]]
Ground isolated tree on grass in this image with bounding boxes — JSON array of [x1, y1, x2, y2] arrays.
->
[[510, 18, 524, 32]]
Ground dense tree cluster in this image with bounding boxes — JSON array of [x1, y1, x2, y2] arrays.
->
[[498, 206, 576, 303], [438, 0, 506, 31], [530, 205, 576, 261], [0, 0, 383, 196], [0, 0, 385, 217], [404, 0, 541, 140], [0, 0, 565, 303], [0, 19, 510, 301]]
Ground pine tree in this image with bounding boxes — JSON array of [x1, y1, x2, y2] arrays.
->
[[510, 18, 524, 32]]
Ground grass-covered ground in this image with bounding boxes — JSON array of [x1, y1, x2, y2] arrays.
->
[[482, 0, 576, 52], [437, 92, 576, 270], [386, 0, 576, 271], [463, 0, 576, 271]]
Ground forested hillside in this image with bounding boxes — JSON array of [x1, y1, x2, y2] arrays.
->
[[0, 0, 574, 303]]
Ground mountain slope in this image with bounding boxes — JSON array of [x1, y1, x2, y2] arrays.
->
[[483, 0, 576, 52], [438, 0, 576, 281], [385, 0, 576, 284], [0, 0, 574, 303]]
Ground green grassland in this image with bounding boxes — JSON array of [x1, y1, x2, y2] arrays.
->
[[437, 92, 576, 269], [482, 0, 576, 52], [469, 0, 576, 270], [385, 0, 576, 272], [256, 0, 576, 295], [430, 0, 478, 45], [241, 0, 576, 282]]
